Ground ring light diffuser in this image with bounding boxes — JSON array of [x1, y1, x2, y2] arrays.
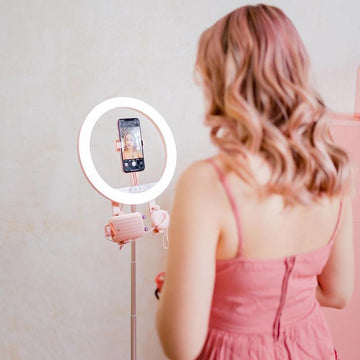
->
[[78, 97, 176, 205]]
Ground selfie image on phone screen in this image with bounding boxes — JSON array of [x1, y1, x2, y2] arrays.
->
[[117, 118, 145, 173]]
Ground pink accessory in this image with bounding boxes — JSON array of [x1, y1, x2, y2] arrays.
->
[[103, 147, 171, 251], [154, 272, 166, 299], [150, 207, 170, 232], [104, 212, 146, 245]]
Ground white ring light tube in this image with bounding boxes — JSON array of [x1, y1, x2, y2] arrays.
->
[[78, 97, 177, 205]]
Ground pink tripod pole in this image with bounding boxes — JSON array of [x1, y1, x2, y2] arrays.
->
[[130, 172, 139, 360]]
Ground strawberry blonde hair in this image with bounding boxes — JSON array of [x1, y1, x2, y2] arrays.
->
[[194, 4, 355, 208]]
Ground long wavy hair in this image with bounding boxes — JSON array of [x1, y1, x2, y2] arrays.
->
[[194, 4, 355, 208]]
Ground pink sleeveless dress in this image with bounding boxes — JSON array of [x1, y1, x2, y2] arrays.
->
[[195, 158, 343, 360]]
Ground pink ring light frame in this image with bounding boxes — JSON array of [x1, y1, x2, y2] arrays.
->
[[77, 97, 177, 204]]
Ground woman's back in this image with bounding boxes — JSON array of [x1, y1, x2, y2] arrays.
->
[[156, 152, 354, 360], [194, 154, 347, 359], [212, 154, 343, 262]]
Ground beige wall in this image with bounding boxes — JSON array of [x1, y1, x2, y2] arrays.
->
[[1, 0, 359, 359]]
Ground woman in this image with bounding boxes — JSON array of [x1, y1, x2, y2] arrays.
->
[[156, 4, 355, 359], [122, 132, 142, 159]]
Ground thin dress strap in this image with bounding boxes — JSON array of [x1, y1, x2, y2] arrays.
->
[[328, 199, 344, 246], [207, 158, 243, 256]]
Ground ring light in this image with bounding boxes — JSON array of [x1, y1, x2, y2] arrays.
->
[[78, 97, 177, 205]]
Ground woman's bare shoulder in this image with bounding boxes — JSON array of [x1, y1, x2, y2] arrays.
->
[[174, 157, 226, 199]]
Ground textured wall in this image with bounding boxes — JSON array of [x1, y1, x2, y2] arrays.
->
[[1, 0, 359, 359]]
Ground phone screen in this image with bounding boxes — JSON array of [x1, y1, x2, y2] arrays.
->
[[117, 118, 145, 173]]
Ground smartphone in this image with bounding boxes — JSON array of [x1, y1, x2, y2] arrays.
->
[[117, 117, 145, 173]]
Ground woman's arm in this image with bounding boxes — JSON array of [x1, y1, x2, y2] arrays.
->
[[156, 161, 220, 360], [316, 195, 354, 309]]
